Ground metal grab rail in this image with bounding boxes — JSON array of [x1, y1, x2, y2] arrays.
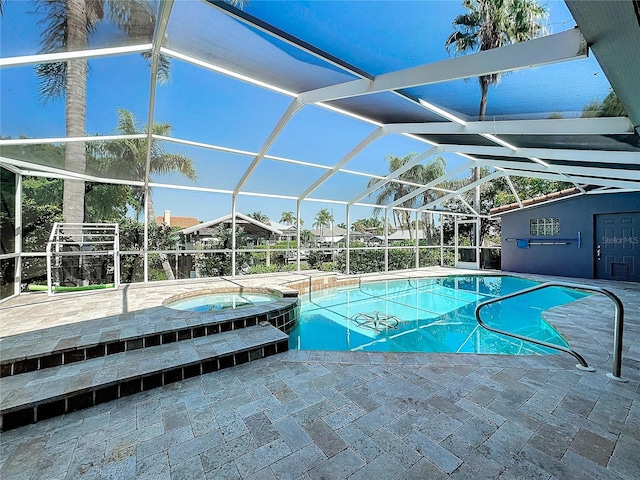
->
[[474, 281, 626, 381]]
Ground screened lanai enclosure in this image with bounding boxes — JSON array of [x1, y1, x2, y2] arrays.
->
[[1, 0, 639, 300]]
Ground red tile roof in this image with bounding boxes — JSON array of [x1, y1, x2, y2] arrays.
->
[[155, 216, 200, 229], [490, 185, 595, 215]]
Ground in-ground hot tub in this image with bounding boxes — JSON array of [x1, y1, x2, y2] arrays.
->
[[166, 292, 279, 312]]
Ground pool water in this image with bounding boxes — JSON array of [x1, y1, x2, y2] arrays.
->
[[167, 292, 278, 312], [289, 276, 588, 355]]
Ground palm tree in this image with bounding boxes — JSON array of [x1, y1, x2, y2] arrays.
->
[[353, 217, 385, 235], [34, 0, 164, 224], [368, 154, 446, 239], [34, 0, 244, 224], [92, 108, 196, 279], [313, 208, 334, 239], [445, 0, 548, 120], [445, 0, 548, 212], [279, 211, 296, 226], [248, 211, 270, 225]]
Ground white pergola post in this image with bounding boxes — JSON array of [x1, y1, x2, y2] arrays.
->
[[415, 210, 419, 269], [14, 172, 23, 296], [143, 191, 149, 283], [440, 215, 444, 266], [476, 215, 482, 269], [384, 209, 389, 272], [231, 195, 237, 277], [345, 204, 351, 275], [296, 200, 302, 273], [454, 216, 459, 267]]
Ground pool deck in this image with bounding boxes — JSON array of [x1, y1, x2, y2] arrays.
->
[[1, 267, 639, 479]]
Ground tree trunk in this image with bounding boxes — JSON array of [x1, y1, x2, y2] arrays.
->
[[471, 76, 490, 255], [63, 0, 88, 225], [146, 197, 176, 280]]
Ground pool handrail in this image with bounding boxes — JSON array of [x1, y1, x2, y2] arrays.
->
[[474, 281, 626, 381]]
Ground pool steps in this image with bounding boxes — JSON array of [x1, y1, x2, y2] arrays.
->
[[0, 297, 298, 431]]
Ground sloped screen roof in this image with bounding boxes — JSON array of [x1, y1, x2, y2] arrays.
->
[[1, 0, 638, 223]]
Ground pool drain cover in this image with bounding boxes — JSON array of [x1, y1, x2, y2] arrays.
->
[[350, 311, 401, 332]]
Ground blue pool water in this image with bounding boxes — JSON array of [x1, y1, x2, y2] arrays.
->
[[289, 276, 588, 355]]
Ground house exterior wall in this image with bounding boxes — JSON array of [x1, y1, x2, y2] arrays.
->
[[500, 192, 640, 279]]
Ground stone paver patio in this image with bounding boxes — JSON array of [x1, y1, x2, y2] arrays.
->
[[0, 268, 638, 479]]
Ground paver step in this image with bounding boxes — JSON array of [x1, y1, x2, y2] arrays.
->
[[0, 298, 298, 377], [0, 324, 289, 431]]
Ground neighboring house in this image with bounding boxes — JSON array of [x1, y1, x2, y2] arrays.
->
[[309, 227, 347, 245], [492, 191, 640, 282], [179, 213, 283, 249], [268, 221, 298, 242]]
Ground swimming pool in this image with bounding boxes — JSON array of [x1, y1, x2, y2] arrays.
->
[[289, 275, 588, 355]]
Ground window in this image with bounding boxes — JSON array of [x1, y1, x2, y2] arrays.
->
[[530, 218, 559, 236]]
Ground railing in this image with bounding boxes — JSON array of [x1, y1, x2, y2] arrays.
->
[[474, 281, 626, 382]]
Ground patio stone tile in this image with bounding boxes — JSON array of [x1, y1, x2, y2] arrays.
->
[[527, 423, 578, 460], [371, 427, 422, 469], [290, 400, 336, 426], [244, 412, 281, 447], [456, 398, 507, 427], [274, 416, 312, 451], [402, 458, 448, 480], [170, 456, 206, 480], [453, 416, 500, 447], [353, 407, 397, 434], [264, 397, 308, 423], [243, 466, 278, 480], [162, 402, 191, 432], [308, 448, 364, 479], [420, 412, 464, 442], [317, 385, 350, 408], [606, 434, 640, 480], [425, 394, 472, 422], [346, 452, 406, 480], [334, 424, 381, 462], [440, 434, 505, 478], [137, 425, 193, 460], [200, 433, 257, 474], [0, 435, 48, 477], [135, 452, 171, 480], [366, 392, 410, 415], [489, 418, 535, 451], [516, 444, 598, 480], [464, 384, 501, 406], [137, 400, 163, 428], [322, 404, 367, 430], [303, 419, 347, 457], [449, 463, 488, 480], [405, 431, 462, 474], [234, 438, 292, 478], [101, 445, 136, 480], [485, 399, 542, 431], [496, 384, 537, 408], [204, 461, 242, 480], [167, 430, 224, 466], [561, 449, 626, 480], [556, 391, 596, 418], [215, 409, 249, 441], [269, 443, 326, 480]]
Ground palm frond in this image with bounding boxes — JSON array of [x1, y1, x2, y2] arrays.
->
[[107, 0, 155, 39], [35, 62, 66, 101]]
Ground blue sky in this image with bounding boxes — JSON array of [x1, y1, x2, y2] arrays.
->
[[0, 0, 613, 227]]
